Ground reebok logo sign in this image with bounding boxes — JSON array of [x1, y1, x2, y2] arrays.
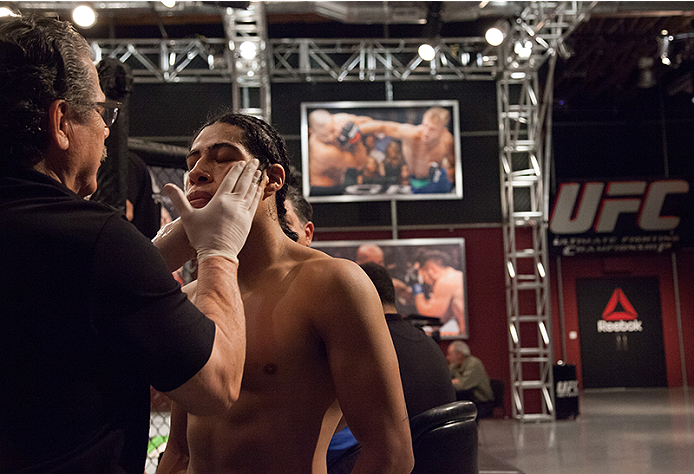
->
[[597, 320, 643, 333], [597, 288, 643, 333]]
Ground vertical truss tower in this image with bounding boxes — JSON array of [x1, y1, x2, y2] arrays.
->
[[497, 2, 587, 421], [223, 1, 271, 121]]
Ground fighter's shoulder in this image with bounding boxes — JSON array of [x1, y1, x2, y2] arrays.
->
[[295, 250, 366, 286]]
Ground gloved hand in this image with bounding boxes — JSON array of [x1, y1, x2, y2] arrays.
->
[[411, 282, 424, 296], [337, 121, 362, 147], [163, 158, 263, 264], [369, 136, 394, 163]]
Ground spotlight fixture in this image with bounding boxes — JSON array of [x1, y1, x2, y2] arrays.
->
[[660, 31, 673, 66], [485, 21, 510, 47], [557, 40, 574, 60], [72, 5, 96, 28], [513, 40, 532, 60], [418, 43, 436, 61], [238, 41, 258, 60], [0, 6, 18, 17], [418, 2, 442, 62]]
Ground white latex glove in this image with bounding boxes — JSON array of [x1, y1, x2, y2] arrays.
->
[[163, 158, 262, 264]]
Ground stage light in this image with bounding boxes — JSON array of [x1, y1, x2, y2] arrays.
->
[[539, 321, 550, 345], [660, 31, 673, 66], [485, 21, 509, 47], [161, 0, 176, 7], [418, 43, 436, 61], [418, 2, 441, 62], [239, 41, 257, 60], [514, 40, 532, 60], [72, 5, 96, 28], [509, 324, 519, 344], [506, 261, 516, 279], [460, 51, 471, 66], [0, 6, 17, 17]]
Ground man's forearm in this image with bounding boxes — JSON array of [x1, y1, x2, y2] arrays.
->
[[193, 256, 247, 398], [152, 218, 195, 272], [163, 254, 247, 416]]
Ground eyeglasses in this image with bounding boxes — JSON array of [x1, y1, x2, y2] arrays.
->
[[91, 100, 122, 128]]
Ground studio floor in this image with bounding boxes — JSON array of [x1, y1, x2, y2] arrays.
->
[[478, 387, 694, 474]]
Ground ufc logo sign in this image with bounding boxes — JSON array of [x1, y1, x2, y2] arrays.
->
[[555, 380, 578, 398], [550, 180, 689, 234]]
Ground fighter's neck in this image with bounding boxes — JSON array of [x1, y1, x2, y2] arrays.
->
[[237, 218, 290, 280]]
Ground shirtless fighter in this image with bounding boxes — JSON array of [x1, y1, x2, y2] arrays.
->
[[157, 113, 413, 474]]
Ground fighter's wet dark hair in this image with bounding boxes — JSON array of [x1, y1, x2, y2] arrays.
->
[[192, 112, 293, 231]]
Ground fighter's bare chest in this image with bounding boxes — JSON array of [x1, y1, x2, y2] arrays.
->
[[239, 290, 326, 383]]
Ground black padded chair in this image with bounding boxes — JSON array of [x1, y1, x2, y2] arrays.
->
[[409, 400, 479, 474]]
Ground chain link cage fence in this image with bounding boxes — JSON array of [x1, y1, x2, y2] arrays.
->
[[146, 165, 193, 473]]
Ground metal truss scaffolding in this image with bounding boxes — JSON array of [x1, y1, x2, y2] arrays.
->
[[496, 1, 589, 421], [222, 1, 271, 121], [88, 1, 591, 421], [498, 66, 555, 421], [91, 1, 271, 121]]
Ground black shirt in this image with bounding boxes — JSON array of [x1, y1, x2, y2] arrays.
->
[[385, 313, 456, 417], [0, 169, 215, 473]]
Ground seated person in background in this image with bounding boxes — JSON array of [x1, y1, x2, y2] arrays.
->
[[327, 262, 457, 474], [447, 341, 494, 418], [284, 185, 314, 246], [158, 112, 413, 474]]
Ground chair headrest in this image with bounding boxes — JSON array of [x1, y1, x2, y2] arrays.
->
[[409, 400, 477, 440]]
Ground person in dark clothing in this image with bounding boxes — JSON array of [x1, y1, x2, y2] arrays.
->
[[126, 151, 162, 239], [284, 184, 314, 246], [0, 15, 260, 473], [327, 262, 456, 474]]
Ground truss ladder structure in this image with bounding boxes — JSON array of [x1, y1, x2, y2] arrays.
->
[[496, 1, 589, 421], [222, 1, 271, 121], [497, 67, 554, 421]]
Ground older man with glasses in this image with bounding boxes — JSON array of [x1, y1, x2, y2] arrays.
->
[[0, 15, 261, 473]]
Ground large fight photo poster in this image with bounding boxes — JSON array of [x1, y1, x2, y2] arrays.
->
[[313, 238, 468, 339], [301, 100, 462, 203]]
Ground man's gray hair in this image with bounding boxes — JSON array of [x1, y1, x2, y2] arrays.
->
[[0, 15, 94, 170], [451, 340, 470, 357]]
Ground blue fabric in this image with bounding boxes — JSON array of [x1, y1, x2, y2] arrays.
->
[[328, 426, 358, 451], [327, 426, 358, 464]]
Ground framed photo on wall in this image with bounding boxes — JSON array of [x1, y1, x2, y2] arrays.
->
[[313, 238, 468, 339], [300, 100, 462, 203]]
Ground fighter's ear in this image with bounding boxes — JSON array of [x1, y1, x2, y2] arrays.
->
[[48, 99, 70, 151], [263, 163, 285, 197]]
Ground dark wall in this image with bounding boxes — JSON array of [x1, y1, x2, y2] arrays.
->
[[130, 82, 235, 147], [552, 85, 694, 183]]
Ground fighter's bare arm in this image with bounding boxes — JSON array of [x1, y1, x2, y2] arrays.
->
[[414, 275, 457, 317], [358, 119, 419, 139], [310, 258, 414, 474]]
